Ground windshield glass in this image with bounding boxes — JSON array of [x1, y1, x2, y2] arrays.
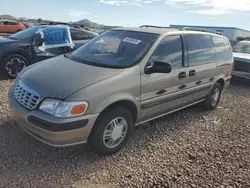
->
[[67, 30, 159, 68], [233, 41, 250, 54], [10, 26, 46, 40]]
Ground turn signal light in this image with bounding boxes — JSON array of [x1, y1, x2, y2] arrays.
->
[[71, 104, 87, 115]]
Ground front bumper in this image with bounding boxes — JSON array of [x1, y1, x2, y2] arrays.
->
[[9, 86, 99, 147]]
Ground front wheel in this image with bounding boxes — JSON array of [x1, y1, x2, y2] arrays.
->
[[89, 108, 134, 156], [1, 54, 28, 79], [204, 82, 222, 110]]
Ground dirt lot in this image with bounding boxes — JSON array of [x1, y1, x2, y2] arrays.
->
[[0, 78, 250, 188]]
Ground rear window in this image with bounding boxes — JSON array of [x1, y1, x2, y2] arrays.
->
[[212, 36, 232, 64], [233, 41, 250, 54], [185, 34, 216, 66]]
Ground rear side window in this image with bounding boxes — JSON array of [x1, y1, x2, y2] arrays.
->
[[212, 36, 232, 64], [71, 29, 89, 40], [8, 21, 18, 25], [81, 31, 89, 40], [149, 35, 183, 68], [185, 34, 216, 66]]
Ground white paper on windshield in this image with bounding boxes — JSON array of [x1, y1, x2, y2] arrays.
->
[[123, 37, 141, 44]]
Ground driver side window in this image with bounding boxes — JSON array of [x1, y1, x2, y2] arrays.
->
[[149, 35, 183, 69]]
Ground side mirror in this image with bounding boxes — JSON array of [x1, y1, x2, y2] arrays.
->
[[145, 61, 172, 74]]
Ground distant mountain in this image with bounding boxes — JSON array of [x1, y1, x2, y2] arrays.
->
[[75, 19, 100, 28], [0, 14, 15, 20], [75, 19, 120, 30]]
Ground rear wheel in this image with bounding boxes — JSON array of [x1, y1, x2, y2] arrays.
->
[[204, 82, 222, 110], [89, 108, 134, 156], [1, 54, 28, 79]]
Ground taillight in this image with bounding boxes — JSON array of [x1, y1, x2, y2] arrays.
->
[[231, 60, 235, 73]]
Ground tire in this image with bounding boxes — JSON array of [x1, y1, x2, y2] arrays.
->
[[1, 54, 29, 79], [89, 108, 134, 156], [204, 82, 222, 110]]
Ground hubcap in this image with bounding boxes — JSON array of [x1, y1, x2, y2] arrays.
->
[[103, 117, 128, 149], [6, 57, 26, 77], [211, 88, 220, 107]]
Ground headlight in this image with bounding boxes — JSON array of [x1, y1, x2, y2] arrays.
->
[[39, 98, 60, 115], [39, 98, 88, 118]]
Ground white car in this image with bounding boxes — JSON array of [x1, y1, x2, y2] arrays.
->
[[233, 41, 250, 80]]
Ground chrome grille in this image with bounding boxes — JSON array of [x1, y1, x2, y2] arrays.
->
[[14, 80, 41, 110]]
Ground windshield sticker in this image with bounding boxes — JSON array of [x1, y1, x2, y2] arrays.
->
[[123, 37, 141, 44]]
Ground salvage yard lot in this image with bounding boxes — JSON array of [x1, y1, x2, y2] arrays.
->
[[0, 78, 250, 188]]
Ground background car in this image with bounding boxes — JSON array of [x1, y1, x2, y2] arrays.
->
[[0, 20, 26, 33], [0, 25, 98, 78], [232, 40, 250, 80]]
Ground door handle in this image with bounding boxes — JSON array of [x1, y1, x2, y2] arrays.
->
[[178, 72, 186, 79], [189, 70, 196, 76], [156, 89, 166, 95], [209, 77, 215, 81], [195, 81, 202, 85], [179, 85, 187, 89]]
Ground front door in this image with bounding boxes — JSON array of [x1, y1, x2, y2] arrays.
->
[[138, 35, 195, 123], [6, 21, 18, 33], [0, 21, 9, 33]]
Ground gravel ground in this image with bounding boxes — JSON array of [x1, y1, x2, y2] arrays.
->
[[0, 77, 250, 188]]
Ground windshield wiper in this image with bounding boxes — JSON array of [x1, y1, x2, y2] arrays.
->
[[72, 56, 122, 69]]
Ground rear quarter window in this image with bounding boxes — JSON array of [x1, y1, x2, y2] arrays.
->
[[185, 34, 216, 66], [212, 36, 232, 65]]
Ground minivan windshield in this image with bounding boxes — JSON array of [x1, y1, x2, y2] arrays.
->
[[67, 30, 159, 68], [10, 26, 47, 40], [233, 41, 250, 54]]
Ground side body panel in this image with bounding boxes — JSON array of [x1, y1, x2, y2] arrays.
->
[[66, 65, 141, 116], [138, 33, 197, 123], [0, 41, 34, 64]]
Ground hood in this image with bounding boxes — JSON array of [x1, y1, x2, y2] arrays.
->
[[19, 55, 123, 99], [0, 37, 17, 44], [233, 52, 250, 63]]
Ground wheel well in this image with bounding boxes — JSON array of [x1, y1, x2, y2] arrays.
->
[[100, 100, 138, 123], [217, 78, 225, 89], [88, 100, 138, 142], [1, 51, 31, 65]]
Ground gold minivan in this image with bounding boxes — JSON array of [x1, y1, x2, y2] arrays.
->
[[9, 26, 234, 156]]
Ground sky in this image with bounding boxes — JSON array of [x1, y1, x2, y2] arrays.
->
[[1, 0, 250, 29]]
